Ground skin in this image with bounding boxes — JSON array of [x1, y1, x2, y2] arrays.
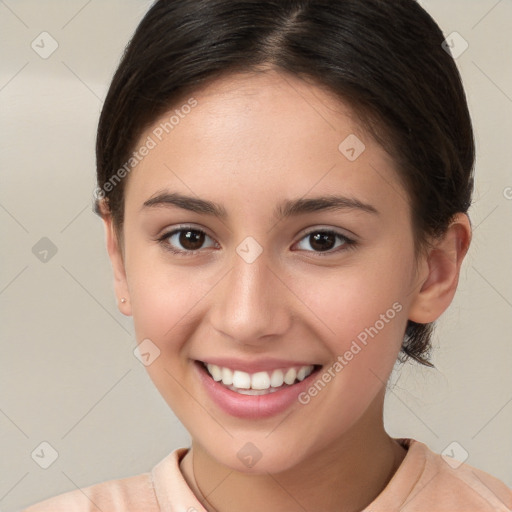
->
[[101, 69, 471, 512]]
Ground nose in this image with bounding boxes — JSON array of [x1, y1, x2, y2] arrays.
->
[[208, 247, 292, 346]]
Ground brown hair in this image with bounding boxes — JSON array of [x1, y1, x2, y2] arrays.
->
[[94, 0, 475, 367]]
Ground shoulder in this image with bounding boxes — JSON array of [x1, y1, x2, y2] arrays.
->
[[398, 438, 512, 511], [21, 448, 191, 512], [21, 470, 158, 512]]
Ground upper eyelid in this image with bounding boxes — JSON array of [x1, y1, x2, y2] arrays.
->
[[160, 223, 215, 240], [298, 226, 355, 240]]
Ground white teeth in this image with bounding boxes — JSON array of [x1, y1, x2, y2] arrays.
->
[[232, 370, 251, 389], [270, 369, 284, 388], [221, 367, 233, 386], [284, 368, 297, 385], [251, 371, 271, 390], [297, 366, 308, 381], [204, 363, 315, 393], [207, 364, 222, 381], [230, 387, 280, 395]]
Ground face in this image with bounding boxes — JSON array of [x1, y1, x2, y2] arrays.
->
[[112, 70, 424, 473]]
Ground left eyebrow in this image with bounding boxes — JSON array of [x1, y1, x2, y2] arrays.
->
[[275, 195, 379, 219], [141, 191, 379, 219]]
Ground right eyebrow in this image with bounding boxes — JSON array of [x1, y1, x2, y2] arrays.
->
[[142, 192, 228, 219]]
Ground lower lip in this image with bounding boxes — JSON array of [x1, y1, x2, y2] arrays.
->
[[195, 361, 321, 419]]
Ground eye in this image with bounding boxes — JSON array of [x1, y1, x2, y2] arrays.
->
[[158, 226, 218, 255], [157, 226, 356, 256], [294, 229, 356, 254]]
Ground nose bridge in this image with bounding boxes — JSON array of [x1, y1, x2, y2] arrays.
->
[[209, 245, 290, 343]]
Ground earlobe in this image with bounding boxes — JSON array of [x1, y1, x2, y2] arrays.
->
[[100, 203, 132, 317], [408, 213, 472, 324]]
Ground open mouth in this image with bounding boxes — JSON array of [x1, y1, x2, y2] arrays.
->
[[198, 361, 322, 396]]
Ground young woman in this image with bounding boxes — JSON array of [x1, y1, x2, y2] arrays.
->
[[24, 0, 512, 510]]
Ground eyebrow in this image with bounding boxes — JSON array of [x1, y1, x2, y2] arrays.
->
[[142, 191, 379, 219]]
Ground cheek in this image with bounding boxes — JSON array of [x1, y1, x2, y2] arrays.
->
[[300, 252, 413, 351], [295, 279, 408, 444], [124, 237, 211, 342], [125, 260, 206, 412], [292, 253, 412, 431]]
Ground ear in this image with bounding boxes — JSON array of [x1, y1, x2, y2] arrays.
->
[[99, 200, 132, 316], [409, 213, 472, 324]]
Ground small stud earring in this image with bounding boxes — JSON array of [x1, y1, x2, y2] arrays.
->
[[121, 298, 127, 303]]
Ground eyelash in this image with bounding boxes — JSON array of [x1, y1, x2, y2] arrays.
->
[[157, 225, 357, 257]]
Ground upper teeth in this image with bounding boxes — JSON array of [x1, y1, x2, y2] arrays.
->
[[205, 363, 315, 390]]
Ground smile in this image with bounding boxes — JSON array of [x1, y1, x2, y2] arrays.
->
[[195, 359, 322, 418], [203, 362, 316, 395]]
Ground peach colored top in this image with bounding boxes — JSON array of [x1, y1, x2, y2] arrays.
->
[[23, 438, 512, 511]]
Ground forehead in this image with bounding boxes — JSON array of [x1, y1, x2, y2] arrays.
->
[[124, 69, 408, 220]]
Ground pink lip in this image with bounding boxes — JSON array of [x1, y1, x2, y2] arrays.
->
[[198, 357, 317, 373], [194, 361, 321, 419]]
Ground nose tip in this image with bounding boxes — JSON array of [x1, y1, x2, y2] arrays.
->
[[208, 251, 291, 346]]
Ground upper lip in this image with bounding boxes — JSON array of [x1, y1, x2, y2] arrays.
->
[[197, 357, 320, 374]]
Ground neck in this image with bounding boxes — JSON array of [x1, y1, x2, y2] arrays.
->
[[180, 391, 407, 512]]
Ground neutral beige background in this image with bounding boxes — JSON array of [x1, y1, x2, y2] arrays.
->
[[1, 0, 511, 510]]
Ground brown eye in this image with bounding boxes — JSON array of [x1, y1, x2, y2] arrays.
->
[[178, 230, 205, 250], [295, 229, 355, 254], [309, 232, 336, 252], [160, 227, 217, 255]]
